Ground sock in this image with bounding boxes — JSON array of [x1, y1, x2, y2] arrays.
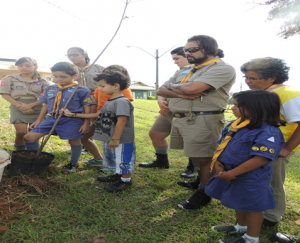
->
[[121, 177, 131, 182], [154, 146, 168, 154], [70, 144, 82, 165], [198, 183, 206, 191], [242, 233, 259, 243], [14, 144, 26, 150], [25, 141, 39, 151], [234, 223, 247, 233]]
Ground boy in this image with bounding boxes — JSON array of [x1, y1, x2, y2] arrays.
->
[[24, 62, 95, 173], [62, 66, 136, 193]]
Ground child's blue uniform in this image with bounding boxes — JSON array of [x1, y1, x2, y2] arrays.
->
[[205, 122, 284, 212], [31, 84, 95, 139]]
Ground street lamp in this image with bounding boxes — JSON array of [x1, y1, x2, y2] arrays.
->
[[127, 45, 178, 92]]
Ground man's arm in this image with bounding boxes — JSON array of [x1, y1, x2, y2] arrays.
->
[[167, 82, 212, 95], [156, 85, 200, 99]]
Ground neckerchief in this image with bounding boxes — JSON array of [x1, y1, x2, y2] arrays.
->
[[180, 58, 221, 84], [52, 83, 78, 117], [78, 64, 91, 87], [210, 117, 251, 171]]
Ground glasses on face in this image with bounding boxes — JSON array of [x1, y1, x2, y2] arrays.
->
[[243, 76, 261, 81], [65, 54, 80, 58], [52, 75, 71, 80], [183, 47, 202, 53]]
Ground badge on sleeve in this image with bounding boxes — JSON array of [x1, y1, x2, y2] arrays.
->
[[267, 136, 275, 142], [1, 81, 5, 86], [252, 146, 259, 151], [269, 148, 275, 153], [260, 146, 268, 151], [36, 82, 41, 85]]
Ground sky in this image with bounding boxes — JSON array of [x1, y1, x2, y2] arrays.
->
[[1, 0, 300, 92]]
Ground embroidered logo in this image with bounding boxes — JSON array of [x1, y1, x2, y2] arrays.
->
[[36, 82, 41, 85], [260, 146, 268, 151], [267, 136, 275, 142], [251, 146, 259, 151], [269, 148, 275, 154]]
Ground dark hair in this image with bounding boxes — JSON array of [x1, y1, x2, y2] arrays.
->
[[15, 57, 41, 81], [240, 57, 290, 84], [216, 49, 224, 58], [51, 62, 78, 76], [187, 35, 218, 56], [67, 47, 90, 63], [170, 47, 186, 57], [233, 90, 285, 129], [94, 65, 130, 90]]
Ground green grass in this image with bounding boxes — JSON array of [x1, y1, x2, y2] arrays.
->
[[0, 99, 299, 243]]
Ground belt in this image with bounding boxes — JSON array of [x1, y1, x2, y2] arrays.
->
[[18, 96, 36, 99], [173, 110, 224, 118]]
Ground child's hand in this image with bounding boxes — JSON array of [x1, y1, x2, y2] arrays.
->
[[215, 162, 225, 175], [108, 140, 120, 148], [22, 108, 35, 114], [215, 171, 236, 182], [79, 123, 90, 134], [30, 120, 41, 129], [60, 108, 72, 117]]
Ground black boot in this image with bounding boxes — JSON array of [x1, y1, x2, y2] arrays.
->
[[177, 175, 200, 189], [180, 158, 196, 178], [139, 153, 169, 168]]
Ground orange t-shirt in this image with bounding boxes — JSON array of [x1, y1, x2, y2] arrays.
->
[[94, 87, 134, 111]]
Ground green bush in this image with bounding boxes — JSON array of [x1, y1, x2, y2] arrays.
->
[[147, 96, 156, 100]]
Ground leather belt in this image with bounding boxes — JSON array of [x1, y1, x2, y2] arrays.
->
[[173, 110, 224, 118]]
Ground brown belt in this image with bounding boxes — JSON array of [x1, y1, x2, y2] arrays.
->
[[173, 110, 224, 118]]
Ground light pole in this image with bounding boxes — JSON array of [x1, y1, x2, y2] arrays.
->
[[127, 45, 178, 92]]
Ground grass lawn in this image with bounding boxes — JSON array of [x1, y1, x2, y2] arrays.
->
[[0, 99, 299, 243]]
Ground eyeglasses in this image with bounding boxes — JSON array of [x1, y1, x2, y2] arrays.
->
[[243, 76, 261, 81], [183, 47, 202, 53], [65, 54, 80, 58], [51, 75, 72, 80]]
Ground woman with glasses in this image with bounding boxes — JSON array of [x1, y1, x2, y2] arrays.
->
[[0, 57, 50, 150], [241, 57, 300, 232], [66, 47, 104, 93], [66, 47, 104, 163]]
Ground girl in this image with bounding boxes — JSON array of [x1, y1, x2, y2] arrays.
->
[[205, 90, 285, 243], [0, 57, 49, 150]]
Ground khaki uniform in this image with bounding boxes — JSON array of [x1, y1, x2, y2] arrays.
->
[[150, 66, 192, 132], [168, 61, 236, 157], [76, 64, 104, 92], [0, 74, 50, 123]]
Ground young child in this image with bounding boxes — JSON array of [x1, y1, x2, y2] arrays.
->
[[62, 65, 135, 193], [205, 90, 285, 243], [0, 57, 50, 151], [82, 65, 134, 167], [23, 62, 95, 173]]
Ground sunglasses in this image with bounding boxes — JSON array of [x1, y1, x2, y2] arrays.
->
[[183, 47, 202, 53], [65, 54, 80, 58]]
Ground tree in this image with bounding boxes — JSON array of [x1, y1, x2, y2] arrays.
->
[[266, 0, 300, 38]]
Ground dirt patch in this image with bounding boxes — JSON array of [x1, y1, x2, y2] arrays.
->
[[13, 151, 51, 159], [0, 171, 62, 236]]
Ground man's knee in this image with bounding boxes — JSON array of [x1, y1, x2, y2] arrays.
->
[[16, 131, 27, 138], [149, 131, 169, 141]]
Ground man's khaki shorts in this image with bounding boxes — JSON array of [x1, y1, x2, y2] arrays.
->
[[170, 113, 225, 157], [150, 113, 173, 133]]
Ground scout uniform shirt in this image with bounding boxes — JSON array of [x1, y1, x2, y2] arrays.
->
[[75, 64, 104, 92], [0, 74, 49, 99], [168, 61, 236, 113], [39, 85, 96, 115]]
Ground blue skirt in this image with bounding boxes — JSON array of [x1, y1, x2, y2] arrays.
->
[[205, 166, 276, 212]]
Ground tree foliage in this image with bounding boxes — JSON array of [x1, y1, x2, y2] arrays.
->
[[266, 0, 300, 38]]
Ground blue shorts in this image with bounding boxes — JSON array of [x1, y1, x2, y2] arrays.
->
[[102, 142, 136, 174], [31, 116, 84, 140]]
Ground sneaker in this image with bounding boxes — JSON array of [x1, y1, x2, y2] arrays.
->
[[180, 168, 196, 178], [177, 176, 200, 189], [99, 168, 111, 173], [61, 163, 78, 173], [212, 225, 241, 235], [97, 173, 121, 182], [83, 158, 103, 167], [218, 237, 247, 243], [262, 218, 277, 227], [104, 179, 132, 193], [178, 189, 211, 209], [272, 232, 300, 243]]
